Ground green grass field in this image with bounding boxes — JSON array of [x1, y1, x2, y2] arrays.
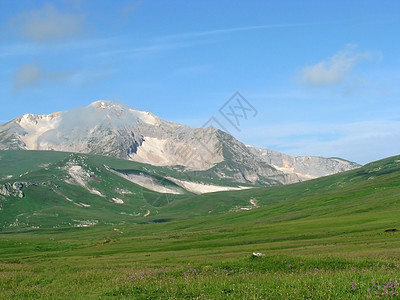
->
[[1, 153, 400, 298]]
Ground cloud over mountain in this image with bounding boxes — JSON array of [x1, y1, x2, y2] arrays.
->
[[298, 45, 371, 87]]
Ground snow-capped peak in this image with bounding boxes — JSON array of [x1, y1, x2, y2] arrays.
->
[[90, 100, 123, 110], [88, 100, 158, 125]]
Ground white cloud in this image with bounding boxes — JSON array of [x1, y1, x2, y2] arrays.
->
[[298, 45, 371, 87], [13, 63, 43, 90], [8, 4, 86, 43]]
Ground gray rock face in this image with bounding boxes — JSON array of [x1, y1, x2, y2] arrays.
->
[[0, 182, 24, 198], [247, 147, 360, 181], [0, 100, 361, 185]]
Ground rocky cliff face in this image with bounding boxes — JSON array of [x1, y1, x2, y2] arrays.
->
[[0, 100, 360, 185], [247, 146, 360, 181]]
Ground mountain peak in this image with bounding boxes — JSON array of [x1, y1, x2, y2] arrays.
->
[[87, 100, 159, 124], [88, 100, 130, 115], [0, 101, 360, 185], [89, 100, 125, 110]]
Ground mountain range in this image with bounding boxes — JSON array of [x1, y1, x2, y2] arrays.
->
[[0, 100, 360, 185]]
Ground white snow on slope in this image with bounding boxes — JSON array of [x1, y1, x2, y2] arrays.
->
[[18, 113, 61, 150], [53, 189, 91, 208], [90, 100, 159, 125], [109, 169, 183, 194], [132, 136, 221, 170], [67, 165, 105, 196], [129, 109, 158, 125], [166, 177, 253, 195], [111, 197, 124, 204]]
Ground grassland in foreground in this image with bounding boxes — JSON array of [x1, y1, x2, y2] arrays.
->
[[0, 155, 400, 299]]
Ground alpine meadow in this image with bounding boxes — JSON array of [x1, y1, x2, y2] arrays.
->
[[1, 152, 400, 299]]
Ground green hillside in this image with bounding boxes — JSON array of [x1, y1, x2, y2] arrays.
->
[[0, 150, 254, 230], [0, 153, 399, 298], [1, 150, 399, 230]]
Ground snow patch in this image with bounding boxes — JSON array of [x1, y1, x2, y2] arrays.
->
[[90, 100, 158, 125], [18, 113, 61, 150], [53, 189, 91, 208], [67, 165, 105, 197], [166, 177, 253, 195], [110, 169, 183, 194], [129, 109, 159, 125], [111, 197, 124, 204], [75, 202, 91, 208]]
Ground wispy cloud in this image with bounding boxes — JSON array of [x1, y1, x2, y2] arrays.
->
[[121, 2, 141, 18], [68, 67, 113, 88], [13, 63, 43, 90], [94, 39, 208, 58], [297, 44, 371, 87], [0, 37, 121, 59], [7, 3, 87, 43], [160, 22, 317, 40], [96, 22, 315, 58], [13, 62, 74, 91], [12, 62, 111, 91]]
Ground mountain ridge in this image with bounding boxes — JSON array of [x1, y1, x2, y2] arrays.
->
[[0, 100, 360, 185]]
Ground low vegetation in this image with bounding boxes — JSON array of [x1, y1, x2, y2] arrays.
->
[[0, 153, 399, 298]]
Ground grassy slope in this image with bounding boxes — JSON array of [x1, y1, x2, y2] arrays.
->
[[0, 150, 252, 187], [0, 150, 256, 229], [0, 155, 399, 298], [0, 151, 192, 229]]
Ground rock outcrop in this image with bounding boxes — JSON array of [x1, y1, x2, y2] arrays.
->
[[0, 182, 25, 198]]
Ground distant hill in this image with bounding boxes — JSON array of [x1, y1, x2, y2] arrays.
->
[[0, 149, 398, 230]]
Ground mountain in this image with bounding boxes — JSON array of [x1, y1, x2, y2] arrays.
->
[[0, 100, 360, 185]]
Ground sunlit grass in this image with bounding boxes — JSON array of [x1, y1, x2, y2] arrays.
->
[[1, 154, 399, 298]]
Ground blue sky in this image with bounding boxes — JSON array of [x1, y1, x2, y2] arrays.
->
[[1, 0, 399, 164]]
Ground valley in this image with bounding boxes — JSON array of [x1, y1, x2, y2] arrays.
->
[[0, 152, 399, 298]]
